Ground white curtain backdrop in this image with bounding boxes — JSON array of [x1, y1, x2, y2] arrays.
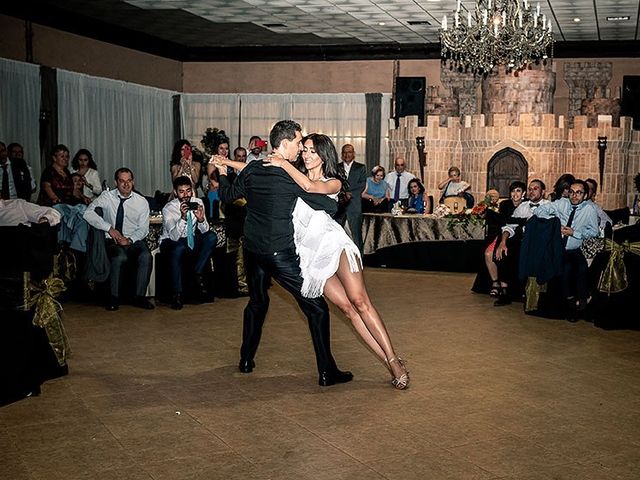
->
[[0, 58, 42, 189], [380, 93, 392, 167], [239, 94, 293, 150], [180, 93, 388, 163], [180, 94, 240, 154], [57, 69, 176, 196]]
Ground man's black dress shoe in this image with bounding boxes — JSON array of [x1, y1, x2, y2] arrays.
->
[[319, 369, 353, 386], [171, 294, 183, 310], [133, 296, 155, 310], [105, 297, 119, 311], [239, 359, 255, 373]]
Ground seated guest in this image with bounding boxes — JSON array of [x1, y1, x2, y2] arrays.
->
[[533, 179, 600, 317], [7, 142, 37, 194], [406, 178, 431, 214], [83, 168, 154, 311], [37, 144, 75, 206], [0, 198, 60, 226], [483, 181, 525, 297], [438, 166, 473, 208], [246, 136, 267, 163], [384, 157, 415, 207], [362, 165, 390, 213], [160, 176, 217, 310], [170, 139, 202, 196], [0, 141, 33, 201], [71, 173, 92, 205], [71, 148, 103, 200], [585, 178, 612, 233], [549, 173, 575, 202], [494, 179, 548, 305]]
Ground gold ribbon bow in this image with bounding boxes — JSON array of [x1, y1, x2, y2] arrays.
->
[[26, 276, 70, 366], [598, 238, 640, 294]]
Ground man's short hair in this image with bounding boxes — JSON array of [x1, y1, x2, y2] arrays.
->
[[114, 167, 134, 181], [173, 175, 193, 190], [234, 146, 247, 157], [269, 120, 301, 149], [530, 179, 546, 191]]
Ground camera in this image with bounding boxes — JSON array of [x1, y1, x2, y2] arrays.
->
[[186, 201, 199, 211]]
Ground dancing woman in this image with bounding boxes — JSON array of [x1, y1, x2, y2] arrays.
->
[[214, 134, 409, 389]]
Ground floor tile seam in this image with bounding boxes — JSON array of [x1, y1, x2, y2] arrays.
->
[[443, 432, 578, 466], [280, 411, 382, 469]]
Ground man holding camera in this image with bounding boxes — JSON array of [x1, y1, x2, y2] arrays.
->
[[160, 176, 217, 310]]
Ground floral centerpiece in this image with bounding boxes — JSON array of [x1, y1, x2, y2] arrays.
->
[[439, 190, 499, 234]]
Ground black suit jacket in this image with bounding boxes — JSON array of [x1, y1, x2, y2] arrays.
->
[[339, 161, 367, 215], [219, 160, 337, 254], [3, 158, 32, 201]]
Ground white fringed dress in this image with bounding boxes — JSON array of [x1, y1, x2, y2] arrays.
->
[[292, 191, 362, 298]]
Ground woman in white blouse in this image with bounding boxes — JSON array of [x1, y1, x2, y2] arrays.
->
[[71, 148, 102, 200]]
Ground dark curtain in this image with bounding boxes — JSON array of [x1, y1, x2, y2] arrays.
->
[[39, 66, 57, 173], [172, 94, 182, 143], [365, 93, 382, 171]]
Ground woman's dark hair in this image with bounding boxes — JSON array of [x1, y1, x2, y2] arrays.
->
[[171, 139, 192, 165], [509, 180, 526, 193], [552, 173, 575, 200], [408, 178, 425, 195], [295, 133, 348, 195], [71, 148, 97, 170]]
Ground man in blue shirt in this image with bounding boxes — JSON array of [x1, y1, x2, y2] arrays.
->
[[534, 179, 599, 317]]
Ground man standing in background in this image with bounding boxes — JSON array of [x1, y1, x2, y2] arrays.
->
[[337, 144, 367, 253]]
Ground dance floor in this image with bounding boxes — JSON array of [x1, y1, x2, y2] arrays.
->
[[2, 268, 640, 479]]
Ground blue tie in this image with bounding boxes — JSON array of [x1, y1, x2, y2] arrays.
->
[[187, 212, 194, 250], [115, 196, 129, 233], [393, 173, 401, 202]]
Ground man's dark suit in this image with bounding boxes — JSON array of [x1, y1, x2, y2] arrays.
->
[[2, 158, 32, 201], [218, 160, 342, 377], [338, 161, 367, 253]]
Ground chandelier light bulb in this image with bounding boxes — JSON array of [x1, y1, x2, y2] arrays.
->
[[439, 0, 554, 75]]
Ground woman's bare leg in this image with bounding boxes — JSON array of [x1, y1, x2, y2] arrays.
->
[[331, 253, 406, 380], [323, 275, 386, 361]]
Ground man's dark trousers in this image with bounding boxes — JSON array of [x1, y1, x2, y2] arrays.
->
[[160, 231, 217, 293], [106, 240, 152, 297], [242, 248, 337, 375]]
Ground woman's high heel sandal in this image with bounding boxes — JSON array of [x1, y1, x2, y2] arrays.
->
[[387, 357, 409, 390]]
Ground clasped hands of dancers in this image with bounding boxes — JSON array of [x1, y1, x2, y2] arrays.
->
[[213, 120, 409, 390]]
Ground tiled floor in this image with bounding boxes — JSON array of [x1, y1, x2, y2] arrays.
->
[[2, 268, 640, 479]]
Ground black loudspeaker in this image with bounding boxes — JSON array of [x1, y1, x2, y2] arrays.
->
[[621, 76, 640, 130], [395, 76, 426, 126]]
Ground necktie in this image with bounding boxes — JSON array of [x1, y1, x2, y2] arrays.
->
[[393, 173, 401, 201], [1, 164, 9, 200], [115, 196, 129, 233], [563, 206, 578, 248], [187, 212, 195, 250]]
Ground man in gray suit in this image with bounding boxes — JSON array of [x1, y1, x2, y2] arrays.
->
[[338, 144, 367, 253]]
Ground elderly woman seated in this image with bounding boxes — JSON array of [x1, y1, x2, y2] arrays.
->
[[361, 165, 390, 213]]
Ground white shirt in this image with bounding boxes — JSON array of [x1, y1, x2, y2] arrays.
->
[[502, 198, 551, 238], [83, 189, 149, 242], [0, 198, 61, 226], [384, 170, 416, 200], [246, 152, 266, 163], [71, 168, 102, 199], [159, 197, 210, 243], [0, 160, 18, 199], [343, 160, 353, 178]]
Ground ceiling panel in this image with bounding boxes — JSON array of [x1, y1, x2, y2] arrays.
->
[[2, 0, 639, 60]]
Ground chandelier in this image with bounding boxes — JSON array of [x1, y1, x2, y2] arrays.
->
[[439, 0, 554, 75]]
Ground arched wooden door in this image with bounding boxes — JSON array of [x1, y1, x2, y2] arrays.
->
[[487, 148, 528, 197]]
